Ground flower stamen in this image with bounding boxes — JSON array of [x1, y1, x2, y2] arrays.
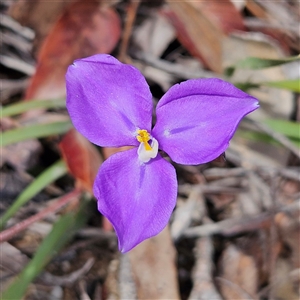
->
[[136, 129, 159, 163], [137, 129, 152, 151]]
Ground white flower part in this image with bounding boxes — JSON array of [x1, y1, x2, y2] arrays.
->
[[137, 137, 159, 163]]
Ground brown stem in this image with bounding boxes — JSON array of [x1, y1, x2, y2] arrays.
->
[[0, 189, 81, 243], [118, 0, 141, 62]]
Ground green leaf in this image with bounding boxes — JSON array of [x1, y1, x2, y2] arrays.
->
[[236, 55, 299, 69], [290, 137, 300, 148], [264, 119, 300, 140], [225, 55, 300, 76], [1, 98, 66, 118], [1, 198, 88, 300], [234, 82, 259, 91], [1, 120, 73, 147], [237, 130, 279, 145], [224, 66, 235, 77], [0, 160, 67, 229], [237, 129, 300, 148], [263, 79, 300, 92]]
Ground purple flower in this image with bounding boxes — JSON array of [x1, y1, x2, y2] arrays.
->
[[66, 54, 259, 252]]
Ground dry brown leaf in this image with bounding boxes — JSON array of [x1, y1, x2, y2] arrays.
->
[[102, 146, 134, 160], [133, 11, 176, 57], [189, 237, 222, 300], [190, 0, 245, 34], [276, 211, 300, 270], [271, 258, 300, 300], [9, 0, 76, 44], [245, 0, 295, 53], [25, 0, 121, 100], [171, 187, 206, 241], [164, 1, 222, 73], [59, 129, 103, 194], [129, 227, 180, 300], [218, 244, 259, 299], [1, 139, 42, 170]]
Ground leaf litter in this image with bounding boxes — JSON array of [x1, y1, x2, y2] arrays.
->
[[1, 0, 299, 299]]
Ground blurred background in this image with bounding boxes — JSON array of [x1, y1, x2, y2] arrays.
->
[[1, 0, 299, 299]]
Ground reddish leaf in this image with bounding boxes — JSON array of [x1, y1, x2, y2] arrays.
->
[[189, 0, 245, 34], [245, 1, 291, 54], [164, 1, 223, 73], [59, 129, 103, 194], [25, 0, 121, 100], [102, 146, 134, 160], [164, 0, 245, 72], [9, 0, 77, 42], [101, 146, 134, 231]]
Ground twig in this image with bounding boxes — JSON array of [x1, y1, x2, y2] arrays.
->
[[79, 280, 92, 300], [171, 186, 206, 240], [38, 258, 94, 286], [226, 142, 281, 169], [75, 228, 116, 240], [0, 189, 81, 243], [93, 282, 102, 300], [182, 200, 300, 238], [246, 117, 300, 159], [134, 51, 220, 80], [203, 167, 247, 179], [216, 277, 256, 300], [178, 184, 245, 196], [188, 220, 223, 300], [268, 175, 280, 300], [118, 0, 141, 62], [278, 168, 300, 181], [244, 17, 299, 36]]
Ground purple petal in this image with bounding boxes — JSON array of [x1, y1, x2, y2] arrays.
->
[[152, 78, 259, 164], [66, 54, 153, 147], [94, 148, 177, 252]]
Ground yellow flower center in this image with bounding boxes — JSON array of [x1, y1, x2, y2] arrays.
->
[[136, 129, 152, 151]]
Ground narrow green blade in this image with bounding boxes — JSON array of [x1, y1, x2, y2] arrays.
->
[[264, 119, 300, 140], [1, 120, 73, 147], [1, 199, 88, 300], [0, 160, 67, 228], [225, 55, 300, 76], [1, 98, 66, 118], [235, 56, 300, 69], [263, 79, 300, 92]]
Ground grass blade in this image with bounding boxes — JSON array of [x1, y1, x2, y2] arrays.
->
[[263, 79, 300, 92], [235, 55, 300, 69], [264, 119, 300, 141], [225, 55, 300, 76], [1, 120, 73, 147], [0, 160, 67, 228], [1, 196, 88, 300], [1, 98, 66, 118]]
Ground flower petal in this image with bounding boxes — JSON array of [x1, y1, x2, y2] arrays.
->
[[152, 78, 259, 164], [94, 148, 177, 252], [66, 54, 153, 147]]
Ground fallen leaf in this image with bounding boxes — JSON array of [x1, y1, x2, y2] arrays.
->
[[164, 1, 222, 72], [133, 11, 176, 57], [276, 210, 300, 269], [25, 0, 121, 100], [59, 129, 103, 194], [129, 227, 180, 299], [272, 258, 300, 300], [189, 236, 222, 300], [103, 227, 180, 299], [218, 244, 258, 299], [9, 0, 77, 44], [100, 146, 135, 232], [189, 0, 245, 34]]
